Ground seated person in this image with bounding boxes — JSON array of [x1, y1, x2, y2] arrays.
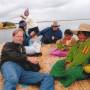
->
[[20, 8, 39, 34], [50, 28, 90, 87], [0, 29, 54, 90], [20, 8, 40, 46], [50, 29, 77, 57], [18, 20, 29, 46], [25, 28, 42, 55], [28, 28, 40, 46], [57, 29, 77, 51], [38, 21, 62, 44]]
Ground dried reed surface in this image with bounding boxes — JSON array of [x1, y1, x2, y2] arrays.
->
[[0, 44, 90, 90]]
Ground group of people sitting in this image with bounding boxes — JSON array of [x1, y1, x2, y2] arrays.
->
[[50, 28, 90, 87], [18, 19, 63, 56], [19, 20, 62, 45], [0, 11, 90, 90]]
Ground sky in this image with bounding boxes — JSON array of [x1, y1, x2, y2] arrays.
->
[[0, 0, 90, 43], [0, 0, 90, 22]]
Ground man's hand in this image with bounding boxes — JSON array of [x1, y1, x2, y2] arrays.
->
[[27, 56, 39, 64]]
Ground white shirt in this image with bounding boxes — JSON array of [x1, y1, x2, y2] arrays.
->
[[21, 15, 38, 29]]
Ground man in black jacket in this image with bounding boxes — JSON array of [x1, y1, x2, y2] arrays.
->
[[0, 28, 54, 90]]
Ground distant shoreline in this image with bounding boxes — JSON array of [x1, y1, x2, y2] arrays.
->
[[0, 22, 16, 30], [0, 27, 16, 30]]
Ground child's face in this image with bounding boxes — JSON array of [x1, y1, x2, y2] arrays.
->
[[65, 34, 72, 40]]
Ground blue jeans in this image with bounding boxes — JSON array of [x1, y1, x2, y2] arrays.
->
[[1, 61, 54, 90]]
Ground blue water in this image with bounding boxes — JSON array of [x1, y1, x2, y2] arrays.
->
[[0, 20, 90, 43], [0, 29, 14, 43]]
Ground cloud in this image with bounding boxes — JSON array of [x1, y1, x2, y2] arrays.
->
[[0, 0, 90, 22]]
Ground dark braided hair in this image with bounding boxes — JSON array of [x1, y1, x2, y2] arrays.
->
[[77, 31, 90, 37]]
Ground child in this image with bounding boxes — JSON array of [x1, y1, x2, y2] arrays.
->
[[25, 29, 42, 55], [57, 29, 77, 51], [28, 28, 39, 46], [50, 29, 77, 57]]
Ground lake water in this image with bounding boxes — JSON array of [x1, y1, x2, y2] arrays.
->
[[0, 29, 14, 43], [0, 20, 90, 43]]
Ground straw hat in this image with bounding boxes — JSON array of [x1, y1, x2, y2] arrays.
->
[[51, 21, 60, 27], [72, 23, 90, 34], [79, 23, 90, 31]]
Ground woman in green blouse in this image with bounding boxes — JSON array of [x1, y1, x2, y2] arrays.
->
[[50, 28, 90, 87]]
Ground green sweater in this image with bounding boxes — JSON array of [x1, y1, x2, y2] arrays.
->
[[66, 38, 90, 68]]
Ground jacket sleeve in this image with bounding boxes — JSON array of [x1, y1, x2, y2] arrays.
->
[[1, 43, 27, 62], [57, 30, 62, 39], [38, 27, 49, 35], [52, 29, 62, 41]]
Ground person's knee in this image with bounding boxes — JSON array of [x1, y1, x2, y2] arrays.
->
[[2, 61, 13, 65], [5, 75, 19, 85], [1, 62, 14, 76], [44, 74, 54, 82], [48, 75, 54, 81], [1, 62, 19, 84], [1, 61, 14, 69]]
